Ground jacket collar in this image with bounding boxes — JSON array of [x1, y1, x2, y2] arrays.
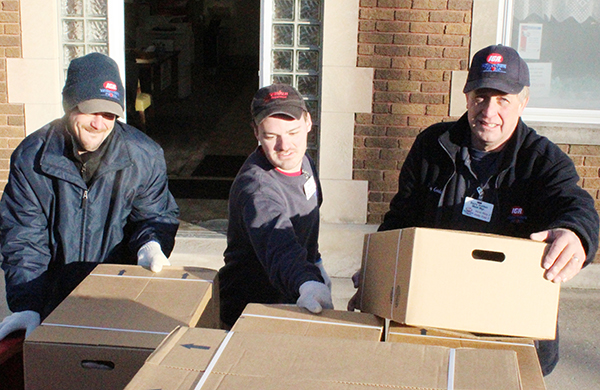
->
[[40, 119, 133, 187]]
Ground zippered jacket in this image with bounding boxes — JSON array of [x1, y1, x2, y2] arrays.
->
[[1, 118, 179, 316], [380, 113, 599, 264]]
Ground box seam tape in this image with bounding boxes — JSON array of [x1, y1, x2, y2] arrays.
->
[[447, 348, 456, 390], [91, 274, 214, 283], [387, 332, 534, 348], [193, 331, 235, 390], [240, 313, 382, 330], [42, 323, 171, 336]]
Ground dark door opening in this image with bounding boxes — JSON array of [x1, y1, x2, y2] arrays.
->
[[124, 0, 260, 225]]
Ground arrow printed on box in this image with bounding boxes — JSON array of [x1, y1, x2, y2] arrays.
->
[[182, 344, 211, 350]]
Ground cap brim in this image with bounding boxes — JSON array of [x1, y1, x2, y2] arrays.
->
[[78, 99, 124, 117], [254, 105, 305, 125], [463, 78, 524, 95]]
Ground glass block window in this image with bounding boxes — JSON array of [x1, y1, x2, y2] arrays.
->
[[271, 0, 323, 159], [60, 0, 109, 79]]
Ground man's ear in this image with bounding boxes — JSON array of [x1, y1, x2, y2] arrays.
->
[[305, 112, 312, 132]]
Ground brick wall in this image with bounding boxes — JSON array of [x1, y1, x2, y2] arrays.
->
[[354, 1, 600, 263], [355, 0, 472, 224], [0, 0, 24, 192]]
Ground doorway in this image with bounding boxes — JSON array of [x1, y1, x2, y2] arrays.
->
[[124, 0, 260, 226]]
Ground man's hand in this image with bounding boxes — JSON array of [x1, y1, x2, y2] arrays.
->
[[0, 311, 41, 340], [347, 270, 361, 311], [297, 281, 333, 313], [314, 258, 332, 291], [530, 228, 586, 283], [137, 241, 170, 273]]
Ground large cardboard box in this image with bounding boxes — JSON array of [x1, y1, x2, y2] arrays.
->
[[127, 327, 525, 390], [359, 227, 560, 338], [231, 303, 384, 340], [387, 323, 546, 390], [24, 264, 219, 390], [125, 327, 228, 390]]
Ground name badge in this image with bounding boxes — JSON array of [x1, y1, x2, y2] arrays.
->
[[462, 196, 494, 222], [303, 176, 317, 200]]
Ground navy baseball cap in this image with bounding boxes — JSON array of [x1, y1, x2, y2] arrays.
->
[[251, 84, 307, 125], [62, 52, 125, 117], [463, 45, 530, 94]]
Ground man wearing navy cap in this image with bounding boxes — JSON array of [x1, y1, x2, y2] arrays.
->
[[0, 53, 180, 340], [218, 84, 333, 328], [349, 45, 599, 375]]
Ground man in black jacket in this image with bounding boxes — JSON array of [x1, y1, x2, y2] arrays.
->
[[350, 45, 599, 375], [0, 53, 180, 341]]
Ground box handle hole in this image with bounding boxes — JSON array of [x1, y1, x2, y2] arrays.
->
[[472, 249, 506, 263], [81, 360, 115, 370]]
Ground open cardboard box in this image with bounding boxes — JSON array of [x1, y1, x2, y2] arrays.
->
[[230, 303, 384, 341], [24, 264, 219, 390], [127, 326, 525, 390], [386, 323, 546, 390], [359, 227, 560, 338]]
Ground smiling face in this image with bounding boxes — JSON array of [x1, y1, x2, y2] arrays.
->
[[68, 109, 116, 153], [466, 88, 529, 152], [254, 112, 312, 173]]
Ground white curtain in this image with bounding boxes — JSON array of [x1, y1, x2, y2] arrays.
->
[[514, 0, 600, 23]]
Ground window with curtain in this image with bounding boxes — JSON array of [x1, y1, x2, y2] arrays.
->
[[505, 0, 600, 121]]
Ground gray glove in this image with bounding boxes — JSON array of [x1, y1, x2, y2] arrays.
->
[[297, 281, 334, 314], [0, 310, 41, 340], [137, 241, 170, 272], [315, 258, 332, 291]]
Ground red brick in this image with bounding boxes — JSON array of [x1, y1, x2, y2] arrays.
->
[[376, 21, 410, 32], [395, 10, 428, 22], [358, 56, 392, 68], [386, 126, 421, 137], [394, 33, 428, 46], [409, 93, 445, 104], [426, 58, 462, 70], [391, 57, 426, 69], [388, 80, 420, 92], [412, 0, 448, 10], [421, 81, 449, 93], [429, 11, 466, 23], [445, 23, 471, 35], [353, 169, 384, 182], [391, 103, 425, 115], [358, 44, 375, 55], [410, 22, 445, 34], [448, 0, 473, 11], [576, 166, 600, 178], [359, 20, 377, 32], [375, 44, 409, 56], [377, 0, 412, 7], [374, 91, 410, 103], [428, 34, 464, 46], [409, 46, 443, 58], [2, 1, 19, 12], [426, 104, 449, 116], [359, 33, 394, 44], [571, 145, 600, 155], [374, 69, 409, 80], [443, 47, 470, 58], [584, 156, 600, 166], [373, 113, 408, 126], [409, 69, 445, 81], [360, 8, 395, 20]]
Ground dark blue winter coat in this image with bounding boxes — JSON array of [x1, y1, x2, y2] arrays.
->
[[0, 118, 179, 317]]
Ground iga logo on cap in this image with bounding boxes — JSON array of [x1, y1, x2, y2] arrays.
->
[[103, 81, 118, 91], [486, 54, 503, 64]]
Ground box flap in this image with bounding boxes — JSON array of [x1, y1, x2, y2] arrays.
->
[[231, 304, 383, 340], [196, 331, 522, 390], [29, 265, 216, 348]]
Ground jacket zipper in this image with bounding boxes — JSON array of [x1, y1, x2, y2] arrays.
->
[[79, 189, 88, 262]]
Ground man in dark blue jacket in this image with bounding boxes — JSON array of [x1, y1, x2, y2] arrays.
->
[[350, 45, 599, 375], [0, 53, 180, 340]]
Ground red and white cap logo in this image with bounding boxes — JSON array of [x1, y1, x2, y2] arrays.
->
[[486, 53, 503, 64], [103, 81, 118, 91]]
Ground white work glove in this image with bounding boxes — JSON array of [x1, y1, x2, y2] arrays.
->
[[137, 241, 170, 273], [0, 310, 41, 340], [296, 281, 334, 314], [314, 258, 332, 291]]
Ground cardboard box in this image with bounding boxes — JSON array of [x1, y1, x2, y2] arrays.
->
[[230, 303, 384, 341], [125, 327, 228, 390], [24, 264, 219, 390], [359, 227, 560, 338], [387, 323, 546, 390], [127, 327, 524, 390]]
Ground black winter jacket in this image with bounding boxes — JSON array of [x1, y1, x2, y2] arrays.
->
[[0, 119, 179, 316], [380, 114, 599, 264]]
